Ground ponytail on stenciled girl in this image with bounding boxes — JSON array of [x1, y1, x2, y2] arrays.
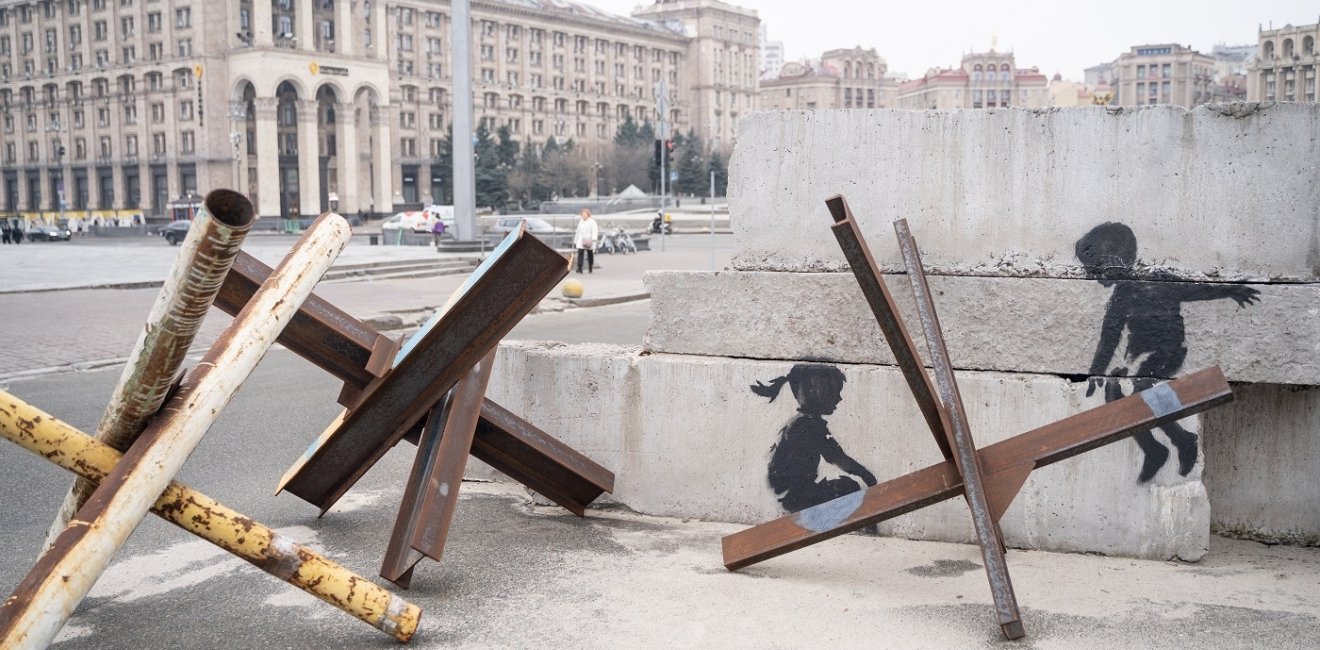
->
[[750, 375, 791, 402]]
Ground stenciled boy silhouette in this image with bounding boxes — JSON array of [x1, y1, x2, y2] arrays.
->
[[751, 364, 878, 512], [1076, 222, 1260, 482]]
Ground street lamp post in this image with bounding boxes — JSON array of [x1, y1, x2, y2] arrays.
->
[[229, 132, 243, 191]]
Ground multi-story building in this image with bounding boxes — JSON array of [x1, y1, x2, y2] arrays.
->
[[758, 47, 897, 111], [0, 0, 754, 224], [1084, 61, 1114, 89], [633, 0, 758, 153], [1110, 44, 1218, 108], [1248, 21, 1318, 102], [1048, 73, 1092, 107], [896, 49, 1049, 110], [758, 24, 782, 77]]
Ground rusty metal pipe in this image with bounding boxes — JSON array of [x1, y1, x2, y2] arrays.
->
[[0, 214, 350, 649], [0, 390, 421, 642], [47, 189, 256, 548]]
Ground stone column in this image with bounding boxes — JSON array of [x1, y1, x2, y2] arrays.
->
[[335, 102, 358, 214], [296, 0, 314, 52], [39, 168, 52, 211], [419, 161, 433, 204], [253, 0, 274, 47], [297, 100, 321, 217], [370, 0, 387, 59], [333, 0, 353, 55], [229, 101, 249, 198], [253, 97, 280, 218], [111, 164, 125, 210], [137, 160, 152, 213], [370, 104, 393, 215], [16, 169, 31, 211]]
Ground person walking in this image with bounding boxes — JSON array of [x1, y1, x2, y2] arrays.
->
[[574, 208, 599, 274]]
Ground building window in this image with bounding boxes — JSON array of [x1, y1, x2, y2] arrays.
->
[[124, 104, 137, 124], [180, 101, 193, 121], [125, 134, 137, 156], [175, 8, 191, 28], [181, 131, 194, 153], [99, 136, 111, 159], [151, 102, 164, 122], [177, 39, 192, 57], [152, 133, 165, 155]]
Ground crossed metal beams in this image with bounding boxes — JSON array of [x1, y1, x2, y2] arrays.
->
[[721, 195, 1235, 640], [213, 225, 615, 588]]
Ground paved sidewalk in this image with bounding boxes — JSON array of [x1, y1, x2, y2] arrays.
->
[[0, 235, 731, 380]]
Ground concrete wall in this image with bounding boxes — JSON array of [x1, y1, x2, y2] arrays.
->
[[485, 341, 1214, 560], [729, 105, 1320, 281], [473, 105, 1319, 559], [643, 271, 1320, 386], [1203, 383, 1320, 546]]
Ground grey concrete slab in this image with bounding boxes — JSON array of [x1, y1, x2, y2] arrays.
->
[[643, 271, 1320, 386], [729, 104, 1320, 281]]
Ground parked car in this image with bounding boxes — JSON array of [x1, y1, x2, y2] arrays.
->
[[27, 225, 72, 241], [493, 217, 560, 235], [157, 220, 191, 245], [381, 210, 455, 234]]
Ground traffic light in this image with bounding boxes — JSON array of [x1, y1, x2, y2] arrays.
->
[[654, 139, 674, 167], [654, 139, 662, 167]]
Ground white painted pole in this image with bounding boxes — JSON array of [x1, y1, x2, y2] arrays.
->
[[46, 190, 255, 548], [0, 215, 351, 649]]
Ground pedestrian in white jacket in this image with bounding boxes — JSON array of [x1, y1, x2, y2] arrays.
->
[[574, 209, 599, 273]]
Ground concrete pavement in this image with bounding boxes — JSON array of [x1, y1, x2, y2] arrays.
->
[[0, 233, 731, 380]]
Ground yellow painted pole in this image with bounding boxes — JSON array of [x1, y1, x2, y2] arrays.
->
[[0, 390, 422, 643], [0, 215, 350, 649]]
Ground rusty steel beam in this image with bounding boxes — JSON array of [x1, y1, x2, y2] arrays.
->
[[215, 250, 384, 395], [721, 365, 1233, 571], [278, 226, 569, 512], [218, 249, 614, 515], [0, 215, 351, 649], [825, 195, 952, 462], [381, 352, 496, 588], [47, 189, 256, 547], [0, 390, 421, 642], [472, 399, 615, 516], [894, 218, 1023, 640]]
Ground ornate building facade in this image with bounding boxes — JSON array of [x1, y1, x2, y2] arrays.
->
[[1248, 21, 1318, 102], [1110, 43, 1219, 108], [758, 47, 897, 111], [896, 49, 1049, 110], [0, 0, 750, 222]]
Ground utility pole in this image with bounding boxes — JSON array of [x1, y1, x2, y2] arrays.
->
[[451, 0, 476, 241], [655, 80, 669, 252]]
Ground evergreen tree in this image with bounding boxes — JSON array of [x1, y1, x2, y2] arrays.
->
[[675, 134, 706, 196], [614, 115, 641, 147], [495, 125, 519, 169], [431, 125, 454, 204], [707, 150, 729, 197], [473, 123, 508, 209]]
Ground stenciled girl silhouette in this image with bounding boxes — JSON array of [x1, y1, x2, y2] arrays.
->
[[751, 364, 878, 512], [1076, 222, 1260, 483]]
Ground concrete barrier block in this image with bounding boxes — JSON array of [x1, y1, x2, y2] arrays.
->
[[483, 342, 1213, 560], [1203, 383, 1320, 546], [644, 271, 1320, 386], [729, 104, 1320, 281]]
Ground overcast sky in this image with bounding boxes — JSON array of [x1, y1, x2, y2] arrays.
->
[[590, 1, 1318, 80]]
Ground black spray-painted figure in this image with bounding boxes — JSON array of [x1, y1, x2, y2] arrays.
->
[[1076, 222, 1260, 482], [751, 364, 878, 512]]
